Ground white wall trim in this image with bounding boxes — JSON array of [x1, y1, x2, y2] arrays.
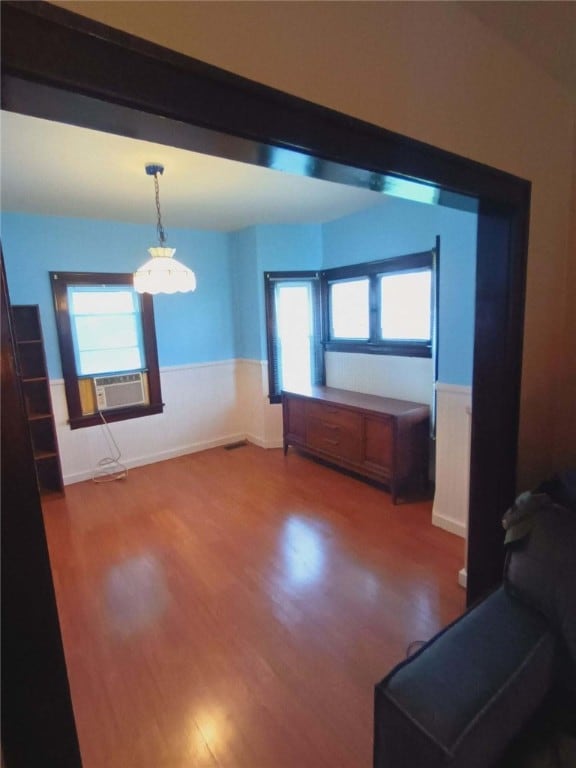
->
[[63, 431, 246, 485], [160, 359, 237, 373], [237, 358, 265, 368], [50, 358, 248, 386], [458, 568, 467, 589], [246, 432, 284, 450], [434, 382, 472, 395], [431, 513, 467, 538]]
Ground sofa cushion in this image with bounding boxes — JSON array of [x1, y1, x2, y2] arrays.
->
[[536, 470, 576, 513], [374, 588, 556, 768], [503, 492, 576, 694], [497, 688, 576, 768]]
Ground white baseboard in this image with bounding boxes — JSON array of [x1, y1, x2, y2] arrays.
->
[[63, 432, 246, 485], [245, 433, 284, 450], [432, 512, 467, 538]]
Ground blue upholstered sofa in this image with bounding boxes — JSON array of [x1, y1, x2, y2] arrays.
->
[[374, 472, 576, 768]]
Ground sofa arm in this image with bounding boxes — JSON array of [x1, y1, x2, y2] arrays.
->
[[374, 588, 556, 768]]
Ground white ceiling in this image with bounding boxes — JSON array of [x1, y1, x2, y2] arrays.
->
[[0, 111, 385, 232]]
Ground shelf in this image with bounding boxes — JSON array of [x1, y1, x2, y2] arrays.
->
[[22, 379, 53, 420], [36, 457, 65, 497], [34, 450, 59, 461], [38, 488, 65, 500], [18, 344, 47, 379], [12, 304, 42, 342], [13, 304, 64, 497], [28, 413, 53, 422]]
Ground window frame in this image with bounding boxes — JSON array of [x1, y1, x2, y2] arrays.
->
[[50, 271, 163, 429], [321, 249, 435, 357], [264, 271, 323, 404]]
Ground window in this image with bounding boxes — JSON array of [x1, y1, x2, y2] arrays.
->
[[323, 248, 435, 357], [51, 272, 163, 428], [264, 272, 322, 403], [329, 278, 369, 339], [68, 286, 145, 375], [379, 269, 432, 341]]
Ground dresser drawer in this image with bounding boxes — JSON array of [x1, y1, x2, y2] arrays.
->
[[305, 400, 358, 430], [306, 413, 362, 462]]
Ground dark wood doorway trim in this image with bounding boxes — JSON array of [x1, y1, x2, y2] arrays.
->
[[1, 249, 83, 767], [1, 2, 529, 762]]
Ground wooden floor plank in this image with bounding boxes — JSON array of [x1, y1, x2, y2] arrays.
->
[[42, 444, 465, 768]]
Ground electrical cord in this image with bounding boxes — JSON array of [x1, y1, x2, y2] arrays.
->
[[92, 410, 128, 483]]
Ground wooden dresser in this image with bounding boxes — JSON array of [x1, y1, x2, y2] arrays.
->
[[282, 386, 430, 504]]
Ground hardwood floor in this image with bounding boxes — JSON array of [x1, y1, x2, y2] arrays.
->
[[42, 444, 465, 768]]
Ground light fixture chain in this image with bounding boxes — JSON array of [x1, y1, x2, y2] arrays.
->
[[154, 172, 167, 246]]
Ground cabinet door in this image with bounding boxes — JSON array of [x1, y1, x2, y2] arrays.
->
[[284, 396, 306, 444], [362, 415, 393, 478]]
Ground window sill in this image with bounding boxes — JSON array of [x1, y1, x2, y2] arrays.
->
[[324, 341, 431, 357], [68, 403, 164, 430]]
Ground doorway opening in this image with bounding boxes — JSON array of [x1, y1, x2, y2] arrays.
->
[[1, 4, 530, 765]]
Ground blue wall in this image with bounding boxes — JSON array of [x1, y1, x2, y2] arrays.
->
[[1, 213, 233, 378], [254, 223, 323, 360], [321, 197, 477, 385], [230, 223, 323, 360], [2, 201, 476, 386], [229, 227, 260, 360], [256, 223, 322, 273]]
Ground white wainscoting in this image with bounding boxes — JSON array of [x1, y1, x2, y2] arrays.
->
[[52, 358, 284, 485], [432, 383, 472, 539], [52, 360, 245, 485], [235, 358, 283, 449], [325, 352, 433, 405], [53, 360, 469, 509]]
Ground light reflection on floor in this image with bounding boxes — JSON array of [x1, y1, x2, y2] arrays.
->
[[190, 703, 235, 762], [272, 515, 444, 647], [281, 516, 327, 588], [104, 553, 169, 636]]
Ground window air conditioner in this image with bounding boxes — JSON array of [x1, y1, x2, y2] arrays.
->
[[94, 372, 146, 411]]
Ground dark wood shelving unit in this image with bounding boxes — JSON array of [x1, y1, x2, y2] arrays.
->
[[12, 305, 64, 497]]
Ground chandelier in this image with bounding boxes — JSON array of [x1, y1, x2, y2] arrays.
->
[[133, 163, 197, 294]]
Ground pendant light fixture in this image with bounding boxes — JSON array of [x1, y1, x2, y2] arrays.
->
[[133, 163, 197, 294]]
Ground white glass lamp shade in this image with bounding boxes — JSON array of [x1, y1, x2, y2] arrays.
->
[[133, 247, 197, 295]]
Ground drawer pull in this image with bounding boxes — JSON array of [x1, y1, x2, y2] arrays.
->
[[321, 421, 339, 430], [323, 438, 340, 446]]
